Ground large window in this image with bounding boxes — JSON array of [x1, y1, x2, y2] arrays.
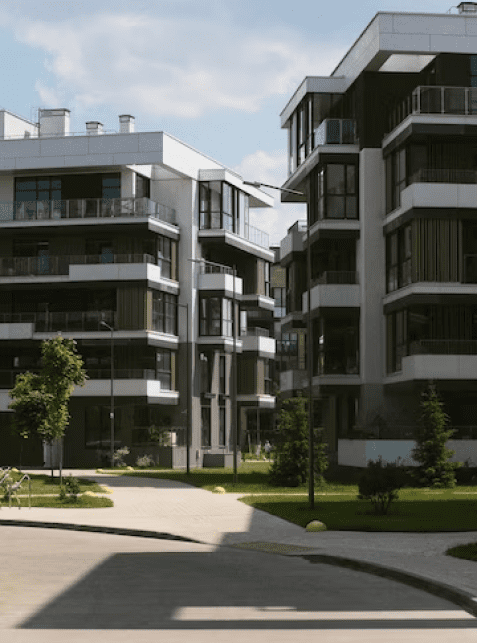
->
[[385, 224, 413, 293], [152, 292, 177, 334], [199, 296, 234, 337], [199, 181, 249, 236], [156, 350, 173, 390], [135, 173, 150, 199], [201, 406, 211, 447], [273, 287, 286, 318], [311, 162, 358, 223]]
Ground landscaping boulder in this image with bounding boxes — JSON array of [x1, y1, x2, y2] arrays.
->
[[306, 520, 327, 532]]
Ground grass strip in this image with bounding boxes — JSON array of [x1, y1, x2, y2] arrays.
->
[[239, 493, 477, 532], [0, 496, 113, 508], [446, 543, 477, 561]]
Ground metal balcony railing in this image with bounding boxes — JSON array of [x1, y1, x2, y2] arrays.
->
[[200, 219, 269, 249], [0, 368, 168, 389], [388, 85, 477, 134], [408, 339, 477, 355], [199, 260, 234, 275], [0, 197, 176, 225], [313, 270, 359, 285], [410, 168, 477, 184], [0, 253, 155, 277], [314, 119, 357, 146], [241, 327, 270, 338], [0, 310, 116, 332]]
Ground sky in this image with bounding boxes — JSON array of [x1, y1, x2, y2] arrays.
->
[[0, 0, 460, 244]]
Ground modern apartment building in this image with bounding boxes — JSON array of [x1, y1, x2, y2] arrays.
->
[[279, 3, 477, 467], [0, 108, 275, 468]]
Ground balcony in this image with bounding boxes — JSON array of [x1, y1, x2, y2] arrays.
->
[[314, 119, 357, 146], [197, 262, 243, 297], [387, 85, 477, 140], [199, 219, 270, 253], [241, 328, 276, 358], [387, 341, 477, 384], [394, 181, 477, 217], [303, 272, 360, 312], [0, 311, 116, 336], [0, 197, 176, 225], [0, 253, 173, 285]]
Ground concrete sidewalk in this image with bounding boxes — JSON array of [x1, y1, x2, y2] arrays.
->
[[1, 469, 477, 610]]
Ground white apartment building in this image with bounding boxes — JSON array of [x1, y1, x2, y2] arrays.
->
[[0, 108, 275, 468], [279, 3, 477, 467]]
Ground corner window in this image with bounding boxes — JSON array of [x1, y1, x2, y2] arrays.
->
[[311, 162, 358, 223]]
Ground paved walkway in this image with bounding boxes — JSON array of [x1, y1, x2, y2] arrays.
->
[[1, 469, 477, 609]]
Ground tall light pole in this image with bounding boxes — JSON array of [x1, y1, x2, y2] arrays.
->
[[243, 180, 314, 508], [100, 320, 115, 468]]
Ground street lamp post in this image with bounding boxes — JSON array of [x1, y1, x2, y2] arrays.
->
[[243, 180, 314, 508], [100, 320, 115, 468]]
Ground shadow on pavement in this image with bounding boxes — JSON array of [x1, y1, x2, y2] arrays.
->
[[19, 549, 476, 630]]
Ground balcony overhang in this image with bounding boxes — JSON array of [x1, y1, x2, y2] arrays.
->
[[385, 354, 477, 385], [73, 379, 180, 402], [198, 229, 274, 261], [199, 169, 273, 208], [303, 283, 360, 313], [198, 271, 243, 298], [241, 335, 276, 358], [383, 283, 477, 313], [236, 394, 275, 409]]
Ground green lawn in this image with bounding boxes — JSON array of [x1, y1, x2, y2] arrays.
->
[[1, 472, 106, 496], [446, 543, 477, 562], [240, 490, 477, 532], [0, 472, 112, 508], [103, 461, 354, 494], [0, 496, 113, 508]]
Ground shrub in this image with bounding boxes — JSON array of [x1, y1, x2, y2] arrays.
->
[[136, 454, 154, 468], [64, 475, 81, 500], [358, 457, 404, 515], [113, 446, 130, 467], [412, 382, 461, 488]]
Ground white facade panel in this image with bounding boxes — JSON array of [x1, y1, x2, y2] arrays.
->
[[40, 137, 89, 157], [303, 284, 360, 313], [430, 33, 477, 52], [338, 439, 477, 468], [379, 32, 432, 52], [198, 272, 243, 296], [0, 323, 34, 340], [391, 14, 467, 36]]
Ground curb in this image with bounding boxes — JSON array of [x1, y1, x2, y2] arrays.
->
[[0, 519, 203, 544], [298, 553, 477, 618]]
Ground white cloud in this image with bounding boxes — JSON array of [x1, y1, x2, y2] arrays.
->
[[14, 11, 344, 119], [234, 149, 306, 246]]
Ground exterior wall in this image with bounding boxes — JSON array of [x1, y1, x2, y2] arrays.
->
[[358, 148, 387, 425], [338, 439, 477, 468]]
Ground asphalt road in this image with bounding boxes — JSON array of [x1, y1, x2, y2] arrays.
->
[[1, 526, 476, 643]]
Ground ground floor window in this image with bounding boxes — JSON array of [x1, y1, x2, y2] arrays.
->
[[201, 406, 211, 447]]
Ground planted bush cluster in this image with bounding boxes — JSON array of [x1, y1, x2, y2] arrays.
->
[[269, 395, 328, 487], [358, 458, 404, 515]]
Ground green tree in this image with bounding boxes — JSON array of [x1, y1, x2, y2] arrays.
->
[[412, 381, 461, 488], [269, 395, 328, 487], [9, 336, 87, 480]]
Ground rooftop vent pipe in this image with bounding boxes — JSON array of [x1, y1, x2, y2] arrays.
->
[[119, 114, 135, 134], [86, 121, 103, 135], [458, 2, 477, 13]]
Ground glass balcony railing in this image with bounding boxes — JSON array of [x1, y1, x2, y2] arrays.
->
[[0, 197, 176, 225], [0, 310, 116, 332], [0, 253, 155, 277], [0, 367, 168, 389], [314, 119, 357, 146], [388, 86, 477, 134], [410, 168, 477, 184], [408, 339, 477, 355], [313, 270, 359, 285]]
